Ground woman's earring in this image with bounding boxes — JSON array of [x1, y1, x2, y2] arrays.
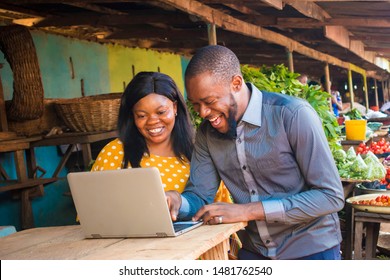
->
[[175, 112, 177, 117]]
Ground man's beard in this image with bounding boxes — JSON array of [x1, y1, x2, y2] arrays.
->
[[215, 97, 237, 140]]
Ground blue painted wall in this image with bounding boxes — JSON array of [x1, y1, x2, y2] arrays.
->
[[0, 30, 190, 231]]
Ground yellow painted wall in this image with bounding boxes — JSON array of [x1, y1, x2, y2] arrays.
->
[[107, 45, 185, 94]]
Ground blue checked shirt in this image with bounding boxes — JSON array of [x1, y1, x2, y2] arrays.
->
[[179, 83, 344, 259]]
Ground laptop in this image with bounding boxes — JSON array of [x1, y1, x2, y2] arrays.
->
[[67, 167, 203, 238]]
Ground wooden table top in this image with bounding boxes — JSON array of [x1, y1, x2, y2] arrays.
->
[[0, 222, 247, 260]]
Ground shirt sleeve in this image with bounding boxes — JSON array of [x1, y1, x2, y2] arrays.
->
[[91, 139, 123, 172], [263, 103, 344, 223], [180, 124, 221, 219]]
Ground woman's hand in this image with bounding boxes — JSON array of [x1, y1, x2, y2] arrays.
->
[[192, 202, 265, 225], [165, 190, 182, 221]]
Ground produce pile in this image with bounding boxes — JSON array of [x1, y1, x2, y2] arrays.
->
[[356, 138, 390, 155], [379, 168, 390, 190], [351, 194, 390, 206], [332, 146, 386, 180]]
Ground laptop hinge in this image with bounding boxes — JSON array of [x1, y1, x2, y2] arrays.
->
[[91, 234, 102, 238], [156, 232, 168, 237]]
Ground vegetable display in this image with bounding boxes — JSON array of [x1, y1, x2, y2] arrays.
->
[[241, 64, 341, 143], [332, 147, 386, 180], [357, 138, 390, 155], [351, 194, 390, 206]]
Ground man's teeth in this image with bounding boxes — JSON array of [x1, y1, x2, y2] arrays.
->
[[149, 128, 163, 133], [209, 116, 219, 122]]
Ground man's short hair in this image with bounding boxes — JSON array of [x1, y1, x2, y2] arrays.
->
[[185, 45, 241, 85]]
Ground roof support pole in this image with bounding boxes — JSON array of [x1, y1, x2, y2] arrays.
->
[[363, 73, 369, 112], [374, 78, 379, 107], [348, 69, 355, 109], [382, 80, 387, 103], [207, 23, 217, 45], [324, 63, 332, 111], [388, 79, 390, 102], [286, 48, 294, 73]]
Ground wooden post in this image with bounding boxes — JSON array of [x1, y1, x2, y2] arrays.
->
[[374, 79, 379, 106], [286, 48, 294, 73], [382, 80, 387, 103], [363, 73, 369, 112], [348, 69, 355, 109], [388, 79, 390, 101], [0, 64, 8, 132], [207, 23, 217, 45], [324, 63, 332, 111]]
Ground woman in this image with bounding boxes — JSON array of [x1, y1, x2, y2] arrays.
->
[[91, 71, 240, 258], [91, 71, 194, 193]]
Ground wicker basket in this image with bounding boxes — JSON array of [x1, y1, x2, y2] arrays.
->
[[54, 93, 122, 132]]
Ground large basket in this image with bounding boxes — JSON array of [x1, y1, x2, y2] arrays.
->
[[54, 93, 122, 132]]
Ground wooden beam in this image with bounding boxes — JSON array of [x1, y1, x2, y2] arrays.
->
[[13, 17, 44, 26], [277, 17, 390, 28], [106, 26, 207, 40], [284, 0, 329, 21], [260, 0, 283, 10], [224, 4, 261, 15], [234, 14, 277, 26], [326, 18, 390, 28], [351, 35, 390, 43], [34, 13, 192, 28], [325, 25, 377, 65], [276, 18, 322, 28], [365, 47, 390, 54], [65, 2, 127, 15], [157, 0, 360, 73], [283, 1, 387, 73]]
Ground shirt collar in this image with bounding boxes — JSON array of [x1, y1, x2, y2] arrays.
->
[[241, 83, 262, 127]]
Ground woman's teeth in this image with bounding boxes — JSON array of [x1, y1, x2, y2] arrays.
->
[[149, 127, 163, 133]]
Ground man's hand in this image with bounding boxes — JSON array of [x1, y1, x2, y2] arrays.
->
[[165, 190, 182, 221], [192, 202, 265, 225]]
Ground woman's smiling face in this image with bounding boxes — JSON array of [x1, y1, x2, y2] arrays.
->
[[133, 93, 177, 146]]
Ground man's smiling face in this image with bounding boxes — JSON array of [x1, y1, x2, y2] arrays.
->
[[186, 72, 238, 136]]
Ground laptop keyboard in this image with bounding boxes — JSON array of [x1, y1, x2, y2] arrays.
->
[[173, 221, 201, 232]]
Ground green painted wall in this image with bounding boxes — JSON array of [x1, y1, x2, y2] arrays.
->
[[107, 45, 185, 94]]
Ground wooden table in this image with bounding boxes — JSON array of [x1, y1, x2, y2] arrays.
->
[[0, 222, 247, 260], [353, 212, 390, 259]]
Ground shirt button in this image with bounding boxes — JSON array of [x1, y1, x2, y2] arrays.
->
[[237, 138, 241, 144], [242, 165, 246, 170], [266, 240, 270, 244], [251, 190, 256, 195]]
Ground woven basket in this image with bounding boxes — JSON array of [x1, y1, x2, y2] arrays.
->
[[0, 25, 44, 121], [54, 93, 122, 132]]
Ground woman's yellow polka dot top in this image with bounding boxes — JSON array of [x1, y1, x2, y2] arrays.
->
[[91, 138, 190, 193]]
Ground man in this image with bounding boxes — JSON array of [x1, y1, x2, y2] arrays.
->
[[297, 73, 308, 85], [166, 45, 344, 260], [380, 100, 390, 114], [320, 75, 343, 117]]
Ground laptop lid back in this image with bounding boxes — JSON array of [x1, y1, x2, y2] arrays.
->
[[67, 167, 177, 238]]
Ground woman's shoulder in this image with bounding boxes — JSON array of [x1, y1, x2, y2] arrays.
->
[[103, 138, 123, 149]]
